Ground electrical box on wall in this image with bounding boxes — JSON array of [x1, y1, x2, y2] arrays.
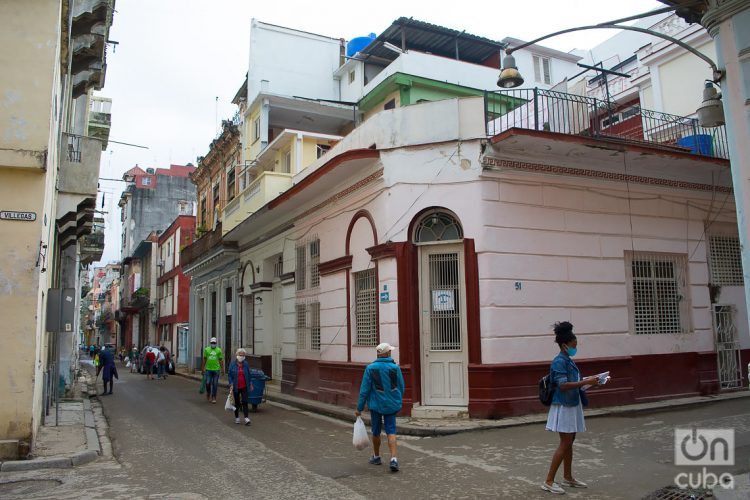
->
[[46, 288, 75, 333]]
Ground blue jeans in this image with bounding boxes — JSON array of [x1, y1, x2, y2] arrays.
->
[[206, 370, 220, 398], [157, 362, 165, 378]]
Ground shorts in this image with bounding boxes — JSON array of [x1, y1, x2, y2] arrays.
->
[[370, 411, 397, 436]]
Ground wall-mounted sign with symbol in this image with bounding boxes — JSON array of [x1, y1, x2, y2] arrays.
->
[[432, 290, 455, 311]]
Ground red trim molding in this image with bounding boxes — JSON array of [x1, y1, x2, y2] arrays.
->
[[345, 209, 378, 255], [270, 149, 380, 209], [482, 157, 733, 193], [318, 255, 353, 276], [366, 242, 397, 260], [463, 239, 481, 365]]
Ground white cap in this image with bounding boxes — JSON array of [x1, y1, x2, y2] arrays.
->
[[210, 337, 218, 343], [376, 342, 393, 354]]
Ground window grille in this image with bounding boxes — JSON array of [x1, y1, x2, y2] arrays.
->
[[295, 303, 307, 350], [310, 302, 320, 351], [429, 253, 462, 350], [708, 235, 743, 286], [414, 212, 463, 243], [628, 253, 688, 334], [273, 255, 283, 278], [354, 269, 377, 346], [310, 239, 320, 288], [296, 245, 307, 291]]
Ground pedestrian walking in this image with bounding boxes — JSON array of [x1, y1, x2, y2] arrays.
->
[[227, 348, 252, 426], [542, 321, 602, 494], [156, 346, 167, 380], [96, 345, 118, 395], [144, 348, 156, 380], [129, 346, 140, 373], [89, 344, 95, 358], [355, 342, 404, 473], [202, 337, 223, 404]]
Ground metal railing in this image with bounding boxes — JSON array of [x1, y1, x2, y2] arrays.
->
[[67, 135, 82, 163], [485, 88, 730, 160]]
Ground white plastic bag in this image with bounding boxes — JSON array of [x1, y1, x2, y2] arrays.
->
[[126, 360, 131, 368], [352, 416, 369, 450], [224, 394, 236, 412]]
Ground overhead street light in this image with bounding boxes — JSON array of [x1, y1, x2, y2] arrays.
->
[[497, 6, 725, 127]]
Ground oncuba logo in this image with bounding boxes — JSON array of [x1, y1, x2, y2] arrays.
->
[[674, 428, 734, 490]]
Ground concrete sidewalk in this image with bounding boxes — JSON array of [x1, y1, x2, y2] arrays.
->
[[173, 367, 750, 436], [0, 365, 106, 472]]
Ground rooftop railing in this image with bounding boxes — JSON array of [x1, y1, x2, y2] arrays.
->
[[485, 88, 729, 160]]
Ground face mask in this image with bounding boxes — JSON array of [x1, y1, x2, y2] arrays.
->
[[566, 346, 577, 357], [236, 356, 245, 362]]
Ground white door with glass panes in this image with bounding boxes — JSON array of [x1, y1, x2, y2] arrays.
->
[[419, 243, 468, 406]]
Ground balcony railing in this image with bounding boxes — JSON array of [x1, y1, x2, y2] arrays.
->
[[485, 88, 729, 160]]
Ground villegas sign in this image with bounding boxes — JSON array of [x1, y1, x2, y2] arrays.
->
[[0, 210, 37, 221]]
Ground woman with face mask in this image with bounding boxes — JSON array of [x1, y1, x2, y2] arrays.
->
[[227, 348, 252, 426], [542, 321, 602, 495]]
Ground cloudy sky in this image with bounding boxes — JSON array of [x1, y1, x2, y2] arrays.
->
[[95, 0, 663, 264]]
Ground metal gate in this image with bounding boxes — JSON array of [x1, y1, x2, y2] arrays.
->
[[712, 304, 743, 389]]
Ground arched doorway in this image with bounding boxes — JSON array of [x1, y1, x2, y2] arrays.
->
[[413, 209, 468, 406]]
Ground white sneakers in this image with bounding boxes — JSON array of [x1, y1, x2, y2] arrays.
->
[[542, 479, 588, 494], [541, 482, 565, 494]]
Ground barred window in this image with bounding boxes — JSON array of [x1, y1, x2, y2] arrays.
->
[[310, 239, 320, 288], [354, 268, 378, 346], [310, 302, 320, 351], [295, 302, 320, 351], [273, 255, 283, 279], [708, 235, 743, 286], [296, 245, 306, 291], [627, 252, 689, 335], [295, 303, 307, 350]]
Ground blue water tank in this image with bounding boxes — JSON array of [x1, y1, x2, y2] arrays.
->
[[347, 33, 376, 57]]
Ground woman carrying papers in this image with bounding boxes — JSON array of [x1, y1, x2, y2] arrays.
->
[[542, 321, 604, 495]]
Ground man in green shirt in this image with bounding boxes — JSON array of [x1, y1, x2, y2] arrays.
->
[[201, 337, 224, 403]]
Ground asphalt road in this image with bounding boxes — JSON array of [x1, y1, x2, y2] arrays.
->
[[1, 363, 749, 499]]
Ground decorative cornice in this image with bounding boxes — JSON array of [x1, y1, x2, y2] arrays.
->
[[702, 0, 750, 36], [482, 157, 733, 193], [318, 255, 353, 276], [366, 242, 397, 260], [280, 272, 295, 285], [249, 281, 273, 292]]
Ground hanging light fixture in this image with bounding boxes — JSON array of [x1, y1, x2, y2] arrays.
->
[[696, 81, 725, 128], [497, 53, 524, 89]]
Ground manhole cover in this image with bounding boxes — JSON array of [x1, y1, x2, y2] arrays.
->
[[0, 479, 62, 495], [642, 485, 712, 500]]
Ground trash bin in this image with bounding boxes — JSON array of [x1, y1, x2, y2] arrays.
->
[[248, 369, 270, 411]]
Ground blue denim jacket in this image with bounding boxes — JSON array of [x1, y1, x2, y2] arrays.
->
[[227, 360, 252, 389], [550, 351, 581, 407]]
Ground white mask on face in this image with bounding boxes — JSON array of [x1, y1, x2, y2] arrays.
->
[[236, 355, 245, 362]]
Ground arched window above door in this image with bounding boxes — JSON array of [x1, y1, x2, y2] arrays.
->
[[413, 211, 463, 243]]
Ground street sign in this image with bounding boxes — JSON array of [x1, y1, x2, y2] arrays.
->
[[0, 210, 36, 221]]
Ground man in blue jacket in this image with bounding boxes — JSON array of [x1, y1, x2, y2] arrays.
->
[[355, 342, 405, 472]]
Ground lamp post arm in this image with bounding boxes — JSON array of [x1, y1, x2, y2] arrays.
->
[[505, 14, 723, 81]]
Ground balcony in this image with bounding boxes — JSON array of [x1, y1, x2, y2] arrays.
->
[[80, 230, 105, 265], [485, 88, 729, 160], [59, 135, 102, 197], [180, 223, 238, 270], [222, 171, 293, 234]]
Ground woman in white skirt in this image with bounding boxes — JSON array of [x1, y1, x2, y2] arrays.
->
[[542, 321, 602, 494]]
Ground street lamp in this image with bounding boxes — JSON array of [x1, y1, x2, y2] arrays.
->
[[497, 6, 725, 127]]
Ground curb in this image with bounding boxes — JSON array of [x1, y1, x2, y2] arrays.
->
[[172, 370, 750, 437], [0, 368, 103, 472]]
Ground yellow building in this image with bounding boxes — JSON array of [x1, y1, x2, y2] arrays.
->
[[0, 0, 114, 458]]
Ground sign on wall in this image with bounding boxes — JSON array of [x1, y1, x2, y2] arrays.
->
[[0, 210, 36, 221], [432, 290, 455, 311]]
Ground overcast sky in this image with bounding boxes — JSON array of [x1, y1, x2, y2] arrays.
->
[[95, 0, 663, 265]]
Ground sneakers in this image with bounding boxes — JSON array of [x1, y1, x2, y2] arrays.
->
[[244, 417, 251, 426], [541, 482, 565, 494], [368, 455, 382, 465], [234, 417, 240, 424], [211, 399, 217, 404], [561, 478, 587, 488], [389, 458, 399, 472]]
